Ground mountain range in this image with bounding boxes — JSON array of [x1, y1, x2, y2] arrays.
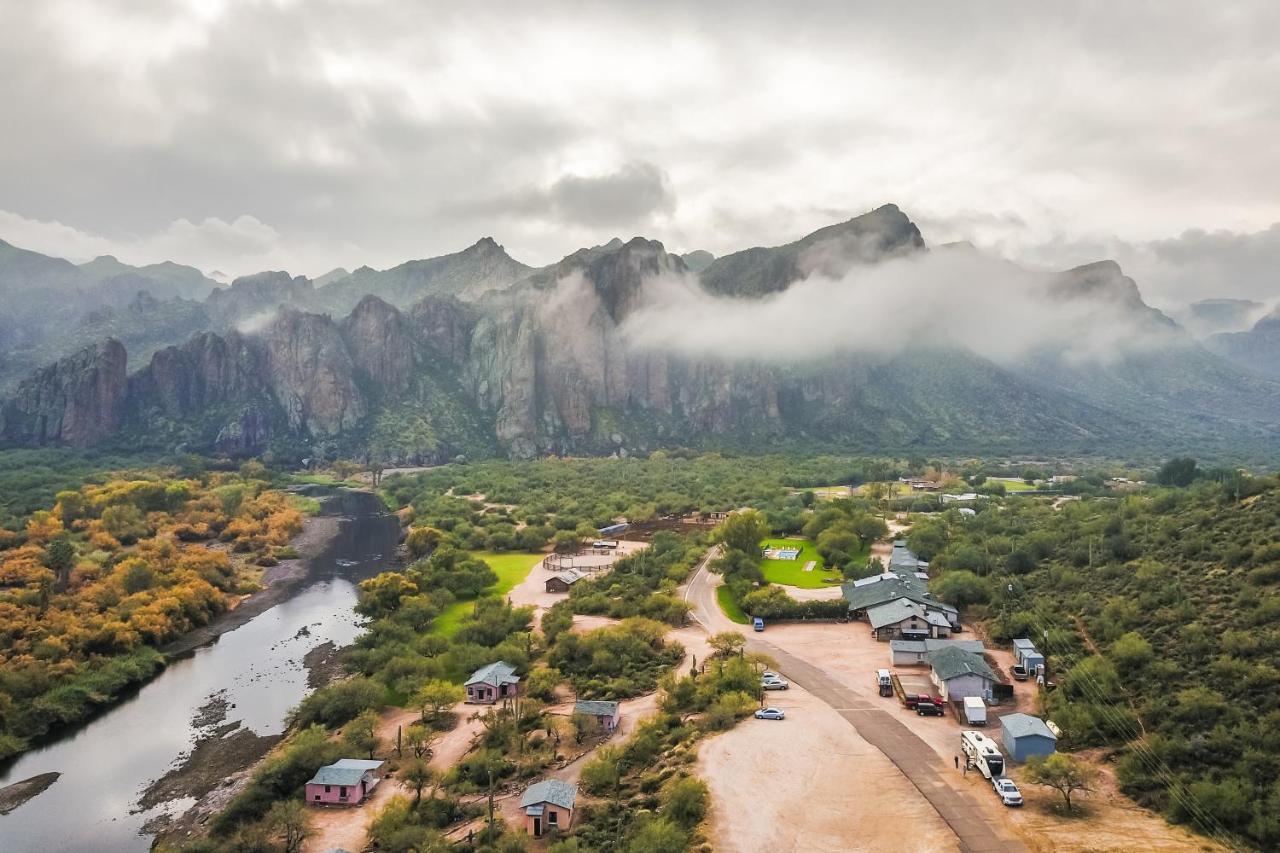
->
[[2, 204, 1279, 463]]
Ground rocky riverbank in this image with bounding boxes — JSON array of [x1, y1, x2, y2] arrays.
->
[[162, 512, 342, 657]]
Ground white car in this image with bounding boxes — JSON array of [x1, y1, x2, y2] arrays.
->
[[992, 777, 1023, 807], [754, 707, 786, 720], [761, 676, 790, 690]]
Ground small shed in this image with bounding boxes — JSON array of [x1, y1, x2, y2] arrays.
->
[[1000, 713, 1058, 762], [521, 779, 577, 837], [1012, 638, 1046, 673], [574, 699, 622, 731], [465, 661, 521, 704], [306, 758, 385, 806], [545, 570, 584, 594]]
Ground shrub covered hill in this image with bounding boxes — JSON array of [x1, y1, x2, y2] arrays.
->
[[917, 474, 1280, 848], [4, 204, 1280, 463]]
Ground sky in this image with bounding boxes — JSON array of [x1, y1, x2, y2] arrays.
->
[[1, 0, 1278, 308]]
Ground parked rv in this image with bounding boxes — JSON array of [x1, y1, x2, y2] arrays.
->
[[961, 730, 1006, 780]]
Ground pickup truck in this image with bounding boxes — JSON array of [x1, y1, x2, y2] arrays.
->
[[904, 693, 944, 710]]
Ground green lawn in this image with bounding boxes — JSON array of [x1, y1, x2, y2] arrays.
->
[[430, 551, 546, 637], [987, 478, 1034, 492], [716, 585, 749, 624], [759, 537, 851, 588]]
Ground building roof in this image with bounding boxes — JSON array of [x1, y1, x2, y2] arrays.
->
[[331, 758, 384, 771], [927, 645, 996, 682], [923, 610, 952, 628], [308, 764, 371, 787], [574, 699, 620, 716], [521, 779, 578, 810], [1012, 638, 1038, 651], [1001, 713, 1058, 741], [466, 660, 521, 688], [552, 570, 584, 585], [890, 638, 986, 655], [867, 598, 927, 630], [843, 575, 957, 616]]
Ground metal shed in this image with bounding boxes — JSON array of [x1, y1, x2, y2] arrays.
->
[[1012, 638, 1045, 673], [1000, 713, 1058, 762]]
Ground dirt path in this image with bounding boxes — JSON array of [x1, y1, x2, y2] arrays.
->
[[303, 701, 485, 853]]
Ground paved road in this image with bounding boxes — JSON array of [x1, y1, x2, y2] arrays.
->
[[684, 556, 1027, 853]]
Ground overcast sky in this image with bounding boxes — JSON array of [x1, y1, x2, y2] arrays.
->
[[1, 1, 1278, 307]]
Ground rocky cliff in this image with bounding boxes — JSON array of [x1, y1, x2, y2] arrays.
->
[[1, 339, 128, 444], [4, 204, 1280, 460]]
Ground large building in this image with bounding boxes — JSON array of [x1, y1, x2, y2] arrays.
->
[[842, 541, 959, 631], [927, 645, 997, 701]]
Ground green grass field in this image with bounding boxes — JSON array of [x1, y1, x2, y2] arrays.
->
[[759, 537, 852, 588], [716, 585, 749, 623], [430, 551, 545, 637], [987, 478, 1034, 492]]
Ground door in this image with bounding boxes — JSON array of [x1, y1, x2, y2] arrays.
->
[[533, 817, 542, 836]]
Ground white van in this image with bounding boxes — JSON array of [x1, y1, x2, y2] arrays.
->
[[876, 669, 893, 697]]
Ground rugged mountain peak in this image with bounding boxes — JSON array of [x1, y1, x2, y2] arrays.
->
[[1, 339, 127, 445], [558, 235, 684, 322], [698, 202, 926, 297]]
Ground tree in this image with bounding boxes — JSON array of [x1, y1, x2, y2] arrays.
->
[[930, 570, 988, 607], [662, 776, 708, 828], [405, 723, 433, 759], [405, 526, 443, 558], [1156, 457, 1199, 487], [265, 799, 312, 853], [708, 632, 745, 658], [401, 757, 436, 806], [717, 509, 767, 556], [627, 816, 688, 853], [343, 709, 382, 759], [852, 513, 889, 547], [1024, 753, 1096, 813], [415, 679, 464, 724]]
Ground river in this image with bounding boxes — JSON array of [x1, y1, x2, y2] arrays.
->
[[0, 489, 399, 853]]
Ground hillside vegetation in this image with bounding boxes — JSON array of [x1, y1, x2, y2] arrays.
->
[[919, 476, 1280, 849]]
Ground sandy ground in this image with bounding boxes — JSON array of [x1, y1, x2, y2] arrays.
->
[[507, 542, 648, 622], [697, 686, 957, 853], [303, 700, 486, 853]]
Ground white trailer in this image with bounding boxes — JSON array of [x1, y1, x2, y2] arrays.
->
[[961, 730, 1005, 779], [963, 696, 987, 726]]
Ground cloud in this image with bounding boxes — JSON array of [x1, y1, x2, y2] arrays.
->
[[617, 248, 1179, 366], [0, 2, 1278, 288], [0, 209, 362, 279]]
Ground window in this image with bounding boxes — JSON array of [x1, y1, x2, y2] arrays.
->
[[324, 785, 331, 793], [548, 811, 558, 825]]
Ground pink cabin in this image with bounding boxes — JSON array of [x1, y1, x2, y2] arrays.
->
[[305, 758, 385, 806], [465, 660, 521, 704], [521, 779, 578, 837], [573, 699, 622, 732]]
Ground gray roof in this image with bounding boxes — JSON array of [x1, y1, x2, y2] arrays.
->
[[331, 758, 384, 771], [891, 639, 985, 654], [574, 699, 620, 716], [927, 645, 996, 682], [553, 570, 584, 585], [843, 576, 957, 616], [1001, 713, 1057, 741], [867, 598, 926, 630], [522, 779, 578, 810], [309, 763, 372, 786], [466, 660, 520, 688], [1012, 638, 1038, 651]]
